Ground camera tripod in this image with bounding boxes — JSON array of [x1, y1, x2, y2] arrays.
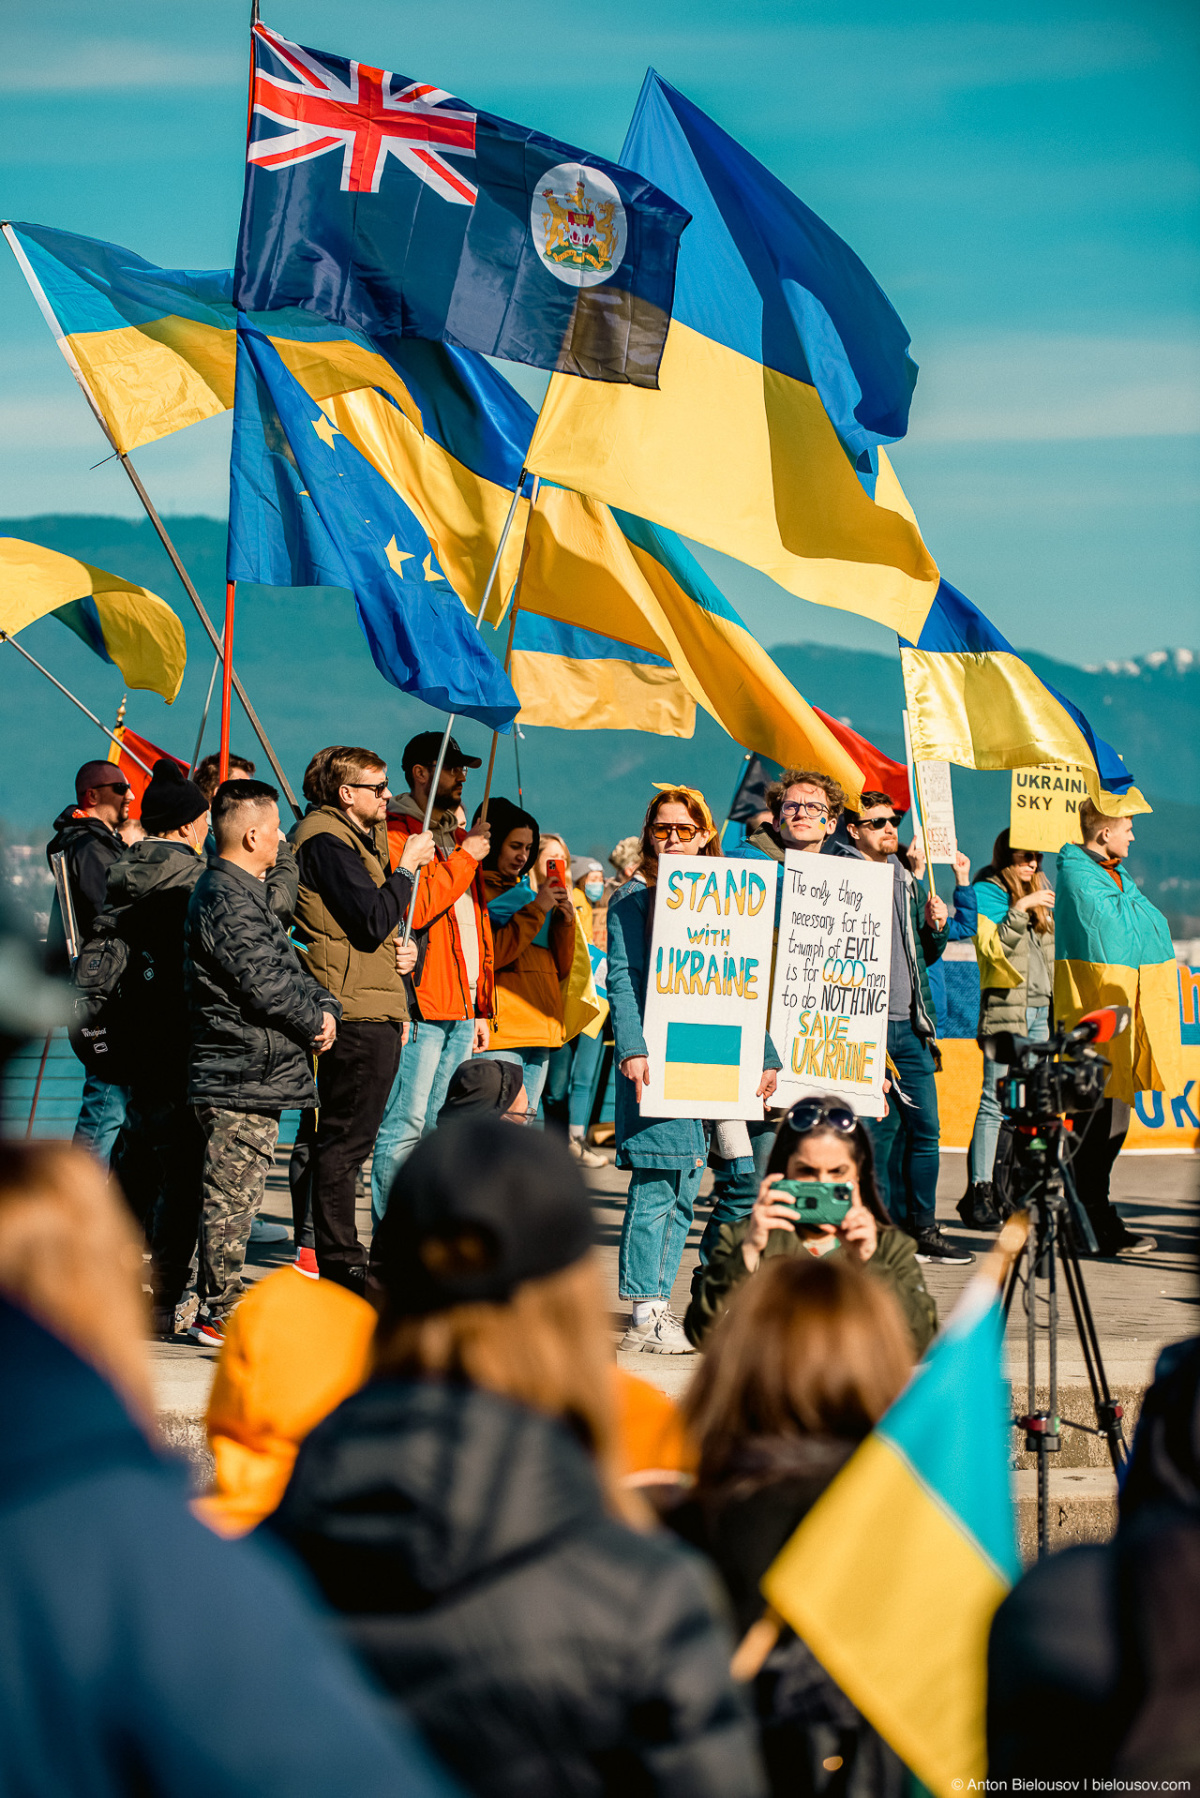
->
[[1000, 1113, 1128, 1559]]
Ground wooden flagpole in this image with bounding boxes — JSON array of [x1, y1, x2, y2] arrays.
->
[[219, 582, 236, 782]]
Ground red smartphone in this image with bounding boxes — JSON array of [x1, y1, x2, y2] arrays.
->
[[545, 857, 567, 890]]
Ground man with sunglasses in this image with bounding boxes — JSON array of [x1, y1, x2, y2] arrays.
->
[[844, 793, 971, 1265], [46, 761, 135, 1162], [292, 746, 436, 1288]]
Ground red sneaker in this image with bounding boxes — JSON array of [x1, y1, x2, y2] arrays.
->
[[293, 1246, 319, 1280], [188, 1314, 227, 1347]]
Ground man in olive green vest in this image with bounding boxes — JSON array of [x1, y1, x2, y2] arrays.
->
[[293, 746, 434, 1288]]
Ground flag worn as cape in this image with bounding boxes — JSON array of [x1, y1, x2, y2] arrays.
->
[[228, 321, 519, 732], [1053, 841, 1183, 1104], [0, 538, 186, 703], [901, 580, 1147, 813], [526, 73, 940, 639], [107, 728, 189, 820], [234, 23, 690, 388], [762, 1270, 1021, 1798]]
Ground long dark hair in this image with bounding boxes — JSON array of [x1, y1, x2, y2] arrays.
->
[[765, 1101, 892, 1226], [474, 796, 539, 877], [981, 827, 1053, 936]]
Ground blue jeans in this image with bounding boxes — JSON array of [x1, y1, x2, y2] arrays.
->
[[372, 1019, 475, 1224], [619, 1162, 707, 1300], [969, 1005, 1050, 1183], [568, 1030, 606, 1129], [865, 1020, 940, 1234], [73, 1076, 129, 1168], [478, 1046, 550, 1115], [700, 1118, 776, 1263]]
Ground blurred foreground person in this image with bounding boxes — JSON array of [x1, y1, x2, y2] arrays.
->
[[0, 1141, 456, 1798], [988, 1333, 1200, 1780], [266, 1121, 765, 1798], [671, 1254, 916, 1798], [685, 1097, 937, 1354]]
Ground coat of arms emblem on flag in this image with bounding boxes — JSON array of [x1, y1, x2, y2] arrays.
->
[[531, 165, 627, 288]]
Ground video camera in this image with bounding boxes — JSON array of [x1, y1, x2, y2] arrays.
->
[[988, 1006, 1131, 1126]]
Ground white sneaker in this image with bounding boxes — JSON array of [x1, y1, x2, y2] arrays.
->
[[568, 1138, 607, 1169], [619, 1307, 697, 1354], [249, 1217, 290, 1244]]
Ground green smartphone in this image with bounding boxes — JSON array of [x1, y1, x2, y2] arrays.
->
[[772, 1179, 854, 1228]]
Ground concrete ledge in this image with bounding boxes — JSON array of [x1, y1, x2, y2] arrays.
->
[[1015, 1467, 1117, 1560]]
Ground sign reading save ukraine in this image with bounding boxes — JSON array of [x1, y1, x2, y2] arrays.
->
[[640, 855, 777, 1121]]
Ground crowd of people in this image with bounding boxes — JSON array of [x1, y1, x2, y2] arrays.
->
[[0, 742, 1190, 1790]]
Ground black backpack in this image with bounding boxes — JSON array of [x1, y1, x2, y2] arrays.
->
[[68, 909, 141, 1082]]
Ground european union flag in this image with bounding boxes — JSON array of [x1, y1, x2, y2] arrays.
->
[[234, 23, 690, 389], [228, 319, 519, 731]]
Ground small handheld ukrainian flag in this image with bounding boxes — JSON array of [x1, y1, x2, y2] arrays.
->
[[761, 1234, 1024, 1797]]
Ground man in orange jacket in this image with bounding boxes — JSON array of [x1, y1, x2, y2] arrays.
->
[[372, 731, 494, 1223]]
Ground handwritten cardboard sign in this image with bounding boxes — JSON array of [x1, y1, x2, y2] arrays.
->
[[1010, 764, 1087, 852], [640, 855, 778, 1120], [915, 760, 958, 864], [768, 852, 893, 1118]]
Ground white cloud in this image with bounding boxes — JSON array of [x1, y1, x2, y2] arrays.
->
[[1, 40, 242, 93], [908, 333, 1200, 443]]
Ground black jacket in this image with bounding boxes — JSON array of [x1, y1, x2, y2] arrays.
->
[[666, 1436, 906, 1798], [988, 1335, 1200, 1781], [265, 1378, 766, 1798], [0, 1293, 455, 1798], [185, 858, 339, 1111], [105, 838, 205, 1094], [45, 807, 122, 973]]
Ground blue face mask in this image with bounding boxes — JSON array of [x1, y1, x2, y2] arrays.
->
[[584, 878, 604, 902]]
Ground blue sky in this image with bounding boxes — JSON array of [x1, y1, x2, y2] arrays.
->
[[1, 0, 1197, 661]]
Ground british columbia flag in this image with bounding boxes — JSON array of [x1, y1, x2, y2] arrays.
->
[[235, 23, 690, 387]]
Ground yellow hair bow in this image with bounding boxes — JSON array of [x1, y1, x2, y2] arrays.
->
[[651, 782, 715, 833]]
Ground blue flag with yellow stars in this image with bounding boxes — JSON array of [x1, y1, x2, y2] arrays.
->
[[228, 318, 518, 730]]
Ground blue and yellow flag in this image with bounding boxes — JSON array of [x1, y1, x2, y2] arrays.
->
[[510, 611, 695, 738], [762, 1259, 1022, 1798], [0, 537, 186, 702], [526, 74, 940, 639], [1054, 841, 1183, 1105], [901, 578, 1148, 812]]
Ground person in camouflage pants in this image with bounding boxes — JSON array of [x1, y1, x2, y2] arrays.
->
[[184, 781, 339, 1345], [194, 1106, 282, 1322]]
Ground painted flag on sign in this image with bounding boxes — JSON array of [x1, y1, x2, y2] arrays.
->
[[234, 23, 690, 387], [664, 1021, 742, 1103]]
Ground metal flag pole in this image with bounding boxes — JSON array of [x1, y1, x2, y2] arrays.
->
[[2, 222, 300, 820], [0, 634, 155, 773], [477, 483, 536, 825], [190, 653, 222, 774], [399, 477, 529, 945]]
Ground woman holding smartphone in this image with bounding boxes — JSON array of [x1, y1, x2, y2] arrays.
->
[[684, 1094, 937, 1353], [474, 799, 575, 1115]]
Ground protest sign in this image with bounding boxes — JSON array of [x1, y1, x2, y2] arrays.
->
[[1010, 764, 1086, 852], [640, 854, 777, 1119], [915, 759, 957, 863], [769, 852, 893, 1118]]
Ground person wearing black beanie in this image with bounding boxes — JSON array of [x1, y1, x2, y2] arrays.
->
[[105, 762, 213, 1337]]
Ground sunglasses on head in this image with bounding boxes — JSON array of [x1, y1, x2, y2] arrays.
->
[[785, 1097, 858, 1136], [650, 821, 704, 844]]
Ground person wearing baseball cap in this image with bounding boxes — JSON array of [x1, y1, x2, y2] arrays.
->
[[104, 760, 213, 1336], [372, 731, 495, 1223], [266, 1119, 760, 1796], [45, 758, 136, 1163]]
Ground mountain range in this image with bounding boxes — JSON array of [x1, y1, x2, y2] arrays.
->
[[3, 514, 1191, 929]]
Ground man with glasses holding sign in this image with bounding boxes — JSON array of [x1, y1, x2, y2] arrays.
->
[[843, 794, 970, 1264]]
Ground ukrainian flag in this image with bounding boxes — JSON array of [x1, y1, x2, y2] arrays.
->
[[0, 537, 186, 702], [1054, 841, 1183, 1105], [526, 74, 941, 639], [901, 578, 1149, 812], [510, 611, 695, 737], [762, 1267, 1021, 1798], [663, 1022, 741, 1103]]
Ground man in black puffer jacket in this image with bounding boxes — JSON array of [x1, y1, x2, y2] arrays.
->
[[185, 780, 339, 1347]]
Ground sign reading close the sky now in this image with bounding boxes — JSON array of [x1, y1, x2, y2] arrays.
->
[[641, 855, 777, 1120], [915, 759, 957, 864], [768, 852, 893, 1119], [1010, 764, 1087, 852]]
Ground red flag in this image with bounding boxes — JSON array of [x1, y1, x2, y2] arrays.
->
[[108, 726, 188, 820], [813, 707, 910, 812]]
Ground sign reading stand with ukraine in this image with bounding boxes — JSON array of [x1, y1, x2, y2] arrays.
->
[[641, 855, 777, 1120]]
